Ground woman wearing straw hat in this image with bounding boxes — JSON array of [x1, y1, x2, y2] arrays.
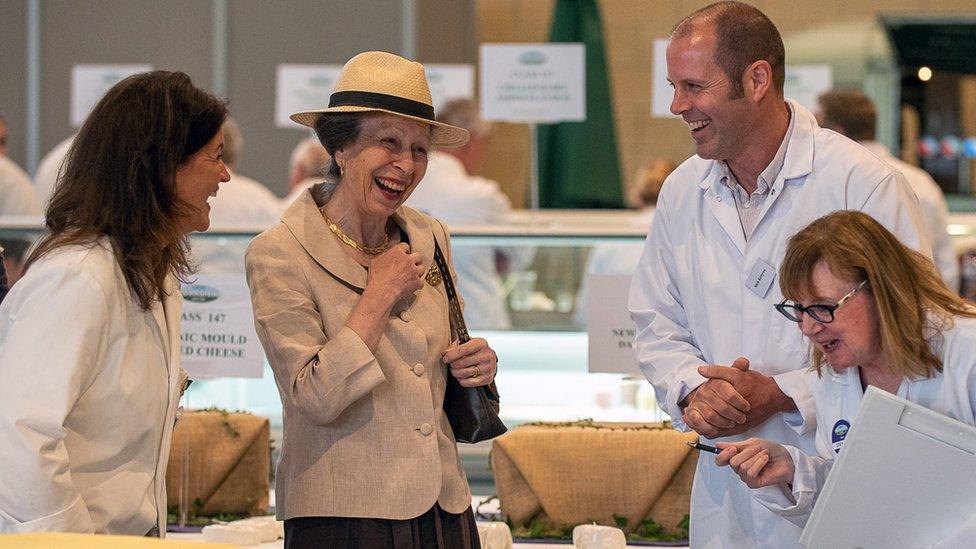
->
[[245, 51, 497, 548]]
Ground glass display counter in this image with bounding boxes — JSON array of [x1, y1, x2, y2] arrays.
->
[[0, 211, 666, 431], [8, 209, 976, 429], [7, 209, 976, 492]]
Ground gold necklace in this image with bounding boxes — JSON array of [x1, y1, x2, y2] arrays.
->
[[319, 207, 391, 255]]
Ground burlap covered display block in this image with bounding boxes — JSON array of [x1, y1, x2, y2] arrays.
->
[[166, 410, 270, 516], [492, 421, 698, 534]]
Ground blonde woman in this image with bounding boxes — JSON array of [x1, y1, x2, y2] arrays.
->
[[713, 210, 976, 529]]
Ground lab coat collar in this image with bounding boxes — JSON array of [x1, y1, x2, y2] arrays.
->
[[781, 99, 816, 182], [150, 275, 183, 369], [281, 183, 435, 292]]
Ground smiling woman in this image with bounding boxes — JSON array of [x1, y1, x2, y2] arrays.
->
[[714, 210, 976, 534], [244, 51, 500, 549], [0, 70, 228, 536], [175, 132, 231, 234]]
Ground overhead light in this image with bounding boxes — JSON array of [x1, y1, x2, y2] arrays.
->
[[918, 66, 933, 81]]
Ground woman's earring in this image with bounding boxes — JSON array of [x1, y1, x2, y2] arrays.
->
[[339, 164, 345, 177]]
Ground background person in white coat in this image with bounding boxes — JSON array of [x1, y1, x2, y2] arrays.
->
[[627, 2, 929, 547], [0, 70, 230, 536], [0, 154, 41, 217], [816, 89, 959, 292], [206, 117, 280, 229], [407, 98, 532, 330], [192, 117, 280, 274], [716, 211, 976, 546], [573, 160, 674, 328], [32, 135, 74, 209]]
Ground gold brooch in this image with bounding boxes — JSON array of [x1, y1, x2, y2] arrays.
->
[[425, 263, 442, 286]]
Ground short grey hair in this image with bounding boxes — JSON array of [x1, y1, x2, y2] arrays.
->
[[221, 116, 243, 169], [289, 137, 331, 177], [436, 98, 491, 138]]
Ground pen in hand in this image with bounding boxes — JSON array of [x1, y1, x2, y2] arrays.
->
[[686, 440, 721, 454]]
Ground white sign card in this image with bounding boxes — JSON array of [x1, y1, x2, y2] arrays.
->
[[275, 64, 343, 128], [587, 274, 640, 375], [783, 64, 833, 112], [71, 64, 152, 127], [424, 64, 476, 112], [180, 274, 264, 379], [480, 43, 585, 123]]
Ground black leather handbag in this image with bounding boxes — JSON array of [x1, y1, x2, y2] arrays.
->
[[433, 241, 507, 444]]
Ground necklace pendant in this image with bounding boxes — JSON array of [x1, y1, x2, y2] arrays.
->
[[425, 263, 442, 286]]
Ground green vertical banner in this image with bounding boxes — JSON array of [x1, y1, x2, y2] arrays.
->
[[538, 0, 623, 208]]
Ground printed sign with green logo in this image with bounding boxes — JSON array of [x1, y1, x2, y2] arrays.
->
[[180, 274, 263, 379], [480, 43, 586, 123]]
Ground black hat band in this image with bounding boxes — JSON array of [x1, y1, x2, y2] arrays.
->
[[329, 91, 435, 121]]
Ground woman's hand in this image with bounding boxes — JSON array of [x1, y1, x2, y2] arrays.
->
[[715, 438, 795, 489], [443, 338, 497, 387], [366, 243, 424, 304]]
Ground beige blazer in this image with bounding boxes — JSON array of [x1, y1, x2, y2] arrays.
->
[[245, 186, 471, 521]]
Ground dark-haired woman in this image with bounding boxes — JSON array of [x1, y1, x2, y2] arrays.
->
[[0, 70, 229, 536], [246, 51, 497, 548]]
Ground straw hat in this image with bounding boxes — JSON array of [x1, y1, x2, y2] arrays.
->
[[290, 51, 469, 148]]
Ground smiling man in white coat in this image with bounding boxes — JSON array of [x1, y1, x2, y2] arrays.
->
[[627, 2, 929, 547]]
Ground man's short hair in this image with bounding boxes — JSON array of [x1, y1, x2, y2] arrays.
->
[[817, 89, 876, 142], [672, 1, 785, 98], [436, 99, 491, 139]]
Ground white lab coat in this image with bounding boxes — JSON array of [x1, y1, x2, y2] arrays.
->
[[408, 152, 532, 329], [628, 100, 929, 548], [860, 141, 958, 292], [753, 314, 976, 530], [0, 239, 184, 536]]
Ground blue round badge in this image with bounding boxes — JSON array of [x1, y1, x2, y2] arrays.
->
[[831, 420, 850, 454]]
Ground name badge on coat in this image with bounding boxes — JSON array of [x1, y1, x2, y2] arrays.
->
[[746, 259, 775, 298]]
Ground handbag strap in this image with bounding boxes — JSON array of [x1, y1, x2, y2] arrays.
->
[[433, 240, 470, 344]]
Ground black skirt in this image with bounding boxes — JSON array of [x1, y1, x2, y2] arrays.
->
[[283, 504, 481, 549]]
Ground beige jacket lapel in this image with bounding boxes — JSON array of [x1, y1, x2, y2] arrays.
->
[[281, 186, 437, 291]]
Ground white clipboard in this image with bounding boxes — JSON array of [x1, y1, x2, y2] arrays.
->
[[801, 386, 976, 548]]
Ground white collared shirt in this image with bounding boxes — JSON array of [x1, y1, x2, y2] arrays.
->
[[720, 103, 795, 240]]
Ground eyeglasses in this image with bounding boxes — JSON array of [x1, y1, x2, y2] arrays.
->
[[775, 280, 868, 324]]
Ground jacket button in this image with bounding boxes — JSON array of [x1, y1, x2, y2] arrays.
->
[[420, 423, 433, 436], [399, 310, 411, 322], [412, 363, 426, 376]]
